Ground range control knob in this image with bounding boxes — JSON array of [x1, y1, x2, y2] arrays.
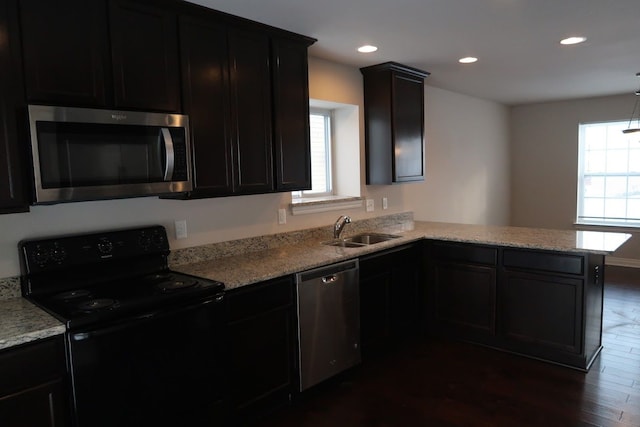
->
[[97, 238, 113, 255], [151, 230, 166, 248], [33, 245, 50, 267], [138, 233, 151, 250], [51, 244, 67, 264]]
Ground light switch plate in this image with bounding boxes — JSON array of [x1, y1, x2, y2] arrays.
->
[[174, 220, 187, 239], [366, 199, 374, 212], [278, 208, 287, 224], [382, 197, 388, 210]]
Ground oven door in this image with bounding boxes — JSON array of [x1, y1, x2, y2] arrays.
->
[[66, 295, 226, 427]]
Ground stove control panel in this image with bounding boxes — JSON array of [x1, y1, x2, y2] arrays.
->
[[20, 225, 170, 274]]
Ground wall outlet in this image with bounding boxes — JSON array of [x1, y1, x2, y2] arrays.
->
[[366, 199, 374, 212], [382, 197, 388, 210], [174, 220, 187, 239], [278, 208, 287, 225]]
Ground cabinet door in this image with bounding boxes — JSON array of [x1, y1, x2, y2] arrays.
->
[[178, 15, 233, 196], [359, 244, 422, 354], [426, 242, 497, 342], [499, 270, 583, 355], [227, 277, 294, 423], [0, 380, 67, 427], [0, 337, 68, 426], [19, 0, 109, 107], [109, 0, 180, 112], [431, 261, 496, 337], [361, 62, 428, 184], [359, 259, 392, 353], [272, 38, 311, 191], [228, 29, 273, 194], [392, 72, 424, 182], [0, 0, 28, 213]]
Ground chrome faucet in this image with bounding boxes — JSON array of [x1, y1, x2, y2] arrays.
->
[[333, 215, 351, 239]]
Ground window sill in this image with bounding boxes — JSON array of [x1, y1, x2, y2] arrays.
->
[[290, 196, 363, 215], [574, 222, 640, 233]]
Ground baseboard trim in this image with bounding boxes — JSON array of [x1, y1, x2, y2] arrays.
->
[[605, 257, 640, 268]]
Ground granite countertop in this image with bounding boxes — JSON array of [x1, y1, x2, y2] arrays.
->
[[0, 217, 632, 351], [172, 220, 632, 290], [0, 298, 65, 351]]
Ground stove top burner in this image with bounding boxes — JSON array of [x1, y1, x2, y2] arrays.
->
[[54, 289, 92, 301], [77, 298, 118, 312], [156, 278, 198, 292]]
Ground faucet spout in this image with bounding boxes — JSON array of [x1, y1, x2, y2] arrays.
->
[[333, 215, 352, 239]]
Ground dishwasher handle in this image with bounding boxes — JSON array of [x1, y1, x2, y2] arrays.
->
[[296, 259, 358, 283], [321, 275, 338, 284]]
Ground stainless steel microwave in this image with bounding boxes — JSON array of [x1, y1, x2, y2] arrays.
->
[[27, 105, 192, 204]]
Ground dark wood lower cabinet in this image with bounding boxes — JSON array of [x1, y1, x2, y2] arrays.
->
[[0, 336, 69, 427], [359, 244, 422, 354], [227, 276, 296, 424], [425, 240, 605, 371]]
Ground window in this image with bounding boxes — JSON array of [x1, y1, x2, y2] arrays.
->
[[290, 99, 361, 214], [577, 120, 640, 227], [292, 109, 332, 198]]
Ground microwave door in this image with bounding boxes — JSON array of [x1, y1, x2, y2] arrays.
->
[[160, 128, 174, 181]]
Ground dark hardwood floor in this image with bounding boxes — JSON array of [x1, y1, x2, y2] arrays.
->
[[254, 265, 640, 427]]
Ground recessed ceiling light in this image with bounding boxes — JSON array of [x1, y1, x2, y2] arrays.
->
[[560, 36, 587, 45], [458, 57, 478, 64], [357, 45, 378, 53]]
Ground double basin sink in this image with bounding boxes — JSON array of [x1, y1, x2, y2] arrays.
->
[[322, 233, 401, 248]]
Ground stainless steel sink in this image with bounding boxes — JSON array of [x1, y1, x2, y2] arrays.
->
[[344, 233, 401, 245], [322, 233, 401, 247]]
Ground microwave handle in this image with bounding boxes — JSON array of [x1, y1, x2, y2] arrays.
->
[[160, 128, 175, 181]]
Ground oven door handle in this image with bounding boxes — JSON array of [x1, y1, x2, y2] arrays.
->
[[70, 294, 224, 341]]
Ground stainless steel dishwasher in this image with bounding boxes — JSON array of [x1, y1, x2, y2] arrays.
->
[[295, 259, 361, 391]]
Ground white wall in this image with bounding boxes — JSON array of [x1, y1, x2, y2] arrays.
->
[[402, 86, 511, 225], [510, 93, 640, 261], [0, 57, 512, 278]]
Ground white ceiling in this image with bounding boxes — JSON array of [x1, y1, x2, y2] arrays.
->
[[187, 0, 640, 106]]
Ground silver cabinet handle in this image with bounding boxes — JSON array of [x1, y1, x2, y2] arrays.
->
[[161, 128, 175, 181]]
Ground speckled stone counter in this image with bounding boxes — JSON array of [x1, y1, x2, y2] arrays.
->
[[171, 216, 632, 290], [0, 214, 631, 351], [0, 298, 64, 351]]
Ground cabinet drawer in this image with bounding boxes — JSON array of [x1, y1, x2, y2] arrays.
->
[[0, 337, 65, 396], [503, 249, 584, 276], [227, 277, 293, 322], [430, 242, 497, 265]]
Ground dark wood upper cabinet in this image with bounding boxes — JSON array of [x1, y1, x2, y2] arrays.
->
[[228, 28, 274, 194], [178, 15, 233, 197], [272, 37, 313, 191], [361, 62, 429, 184], [0, 0, 28, 213], [109, 0, 180, 112], [19, 0, 110, 107]]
